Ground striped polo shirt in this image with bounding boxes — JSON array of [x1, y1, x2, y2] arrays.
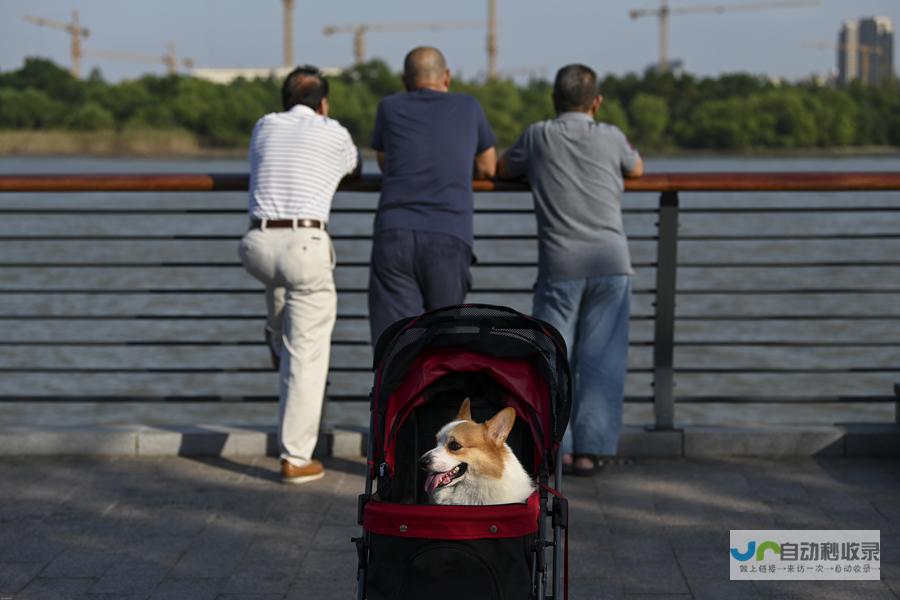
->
[[248, 104, 358, 222]]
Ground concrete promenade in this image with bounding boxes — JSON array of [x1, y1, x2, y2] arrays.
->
[[0, 456, 898, 600]]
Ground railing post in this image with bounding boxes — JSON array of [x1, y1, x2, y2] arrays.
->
[[652, 191, 679, 430], [894, 383, 899, 425]]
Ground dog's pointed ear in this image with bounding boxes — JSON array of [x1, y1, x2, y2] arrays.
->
[[485, 407, 515, 447], [456, 398, 472, 422]]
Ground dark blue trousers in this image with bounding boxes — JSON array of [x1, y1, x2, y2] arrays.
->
[[368, 229, 472, 345]]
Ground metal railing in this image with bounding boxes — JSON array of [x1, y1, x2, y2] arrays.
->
[[1, 171, 898, 428]]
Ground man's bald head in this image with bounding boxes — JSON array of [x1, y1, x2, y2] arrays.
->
[[403, 46, 450, 90]]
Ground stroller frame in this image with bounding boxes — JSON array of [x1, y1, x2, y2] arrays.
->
[[352, 304, 571, 600]]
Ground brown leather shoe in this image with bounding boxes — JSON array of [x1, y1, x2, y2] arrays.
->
[[281, 459, 325, 484]]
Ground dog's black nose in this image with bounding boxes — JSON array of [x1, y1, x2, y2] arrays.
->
[[418, 455, 430, 469]]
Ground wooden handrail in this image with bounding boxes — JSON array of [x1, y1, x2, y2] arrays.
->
[[2, 172, 900, 193]]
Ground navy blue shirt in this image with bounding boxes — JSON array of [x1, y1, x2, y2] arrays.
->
[[371, 89, 496, 247]]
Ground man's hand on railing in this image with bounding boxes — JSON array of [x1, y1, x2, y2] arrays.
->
[[474, 146, 497, 180]]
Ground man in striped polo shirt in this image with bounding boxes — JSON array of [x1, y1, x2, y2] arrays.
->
[[240, 65, 360, 483]]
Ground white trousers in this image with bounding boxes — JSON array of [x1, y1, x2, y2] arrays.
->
[[239, 227, 337, 466]]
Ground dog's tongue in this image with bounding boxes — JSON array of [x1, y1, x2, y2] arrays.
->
[[424, 473, 441, 495]]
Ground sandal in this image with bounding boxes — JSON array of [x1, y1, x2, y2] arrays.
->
[[573, 454, 605, 477], [562, 453, 575, 475]]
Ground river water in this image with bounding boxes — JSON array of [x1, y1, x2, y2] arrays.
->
[[0, 155, 897, 429]]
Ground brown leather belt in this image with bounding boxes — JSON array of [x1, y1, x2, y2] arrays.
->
[[250, 218, 325, 230]]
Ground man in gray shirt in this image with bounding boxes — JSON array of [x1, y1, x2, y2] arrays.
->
[[498, 63, 643, 475]]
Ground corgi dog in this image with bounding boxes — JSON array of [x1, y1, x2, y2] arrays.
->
[[419, 398, 535, 505]]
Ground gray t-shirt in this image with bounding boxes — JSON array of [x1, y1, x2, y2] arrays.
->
[[501, 112, 640, 281]]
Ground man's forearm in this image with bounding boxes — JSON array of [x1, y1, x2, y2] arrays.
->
[[474, 147, 497, 179], [624, 156, 644, 178], [348, 149, 363, 179]]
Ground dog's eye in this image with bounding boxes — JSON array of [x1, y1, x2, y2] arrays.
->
[[448, 441, 462, 452]]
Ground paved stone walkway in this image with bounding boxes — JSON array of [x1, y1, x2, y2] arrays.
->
[[0, 457, 897, 600]]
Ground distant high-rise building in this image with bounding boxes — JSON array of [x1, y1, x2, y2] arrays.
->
[[838, 16, 894, 85], [837, 20, 859, 82]]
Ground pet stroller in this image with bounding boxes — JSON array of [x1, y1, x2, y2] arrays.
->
[[353, 304, 572, 600]]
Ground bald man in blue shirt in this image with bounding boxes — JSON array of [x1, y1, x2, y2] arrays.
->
[[368, 46, 497, 344]]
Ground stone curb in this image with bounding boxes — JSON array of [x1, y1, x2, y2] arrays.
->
[[0, 423, 897, 457], [0, 424, 367, 459]]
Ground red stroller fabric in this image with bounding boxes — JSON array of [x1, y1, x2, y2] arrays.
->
[[378, 348, 552, 479], [364, 490, 540, 540]]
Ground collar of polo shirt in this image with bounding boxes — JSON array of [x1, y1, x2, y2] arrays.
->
[[288, 104, 317, 116], [557, 111, 594, 122]]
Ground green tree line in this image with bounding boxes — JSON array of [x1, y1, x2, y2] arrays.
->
[[1, 57, 899, 151]]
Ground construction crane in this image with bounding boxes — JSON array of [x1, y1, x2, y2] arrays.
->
[[84, 43, 195, 75], [495, 66, 549, 80], [282, 0, 295, 67], [805, 41, 884, 84], [629, 0, 820, 73], [322, 21, 483, 67], [22, 10, 90, 78], [487, 0, 498, 80]]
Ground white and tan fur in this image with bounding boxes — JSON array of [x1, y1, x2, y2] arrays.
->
[[419, 398, 535, 505]]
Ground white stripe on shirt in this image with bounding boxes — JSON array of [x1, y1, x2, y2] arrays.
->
[[248, 104, 358, 221]]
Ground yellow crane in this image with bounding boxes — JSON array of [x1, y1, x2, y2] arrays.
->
[[805, 41, 884, 84], [282, 0, 295, 67], [22, 10, 91, 78], [487, 0, 498, 81], [322, 21, 483, 67], [629, 0, 820, 73], [84, 43, 195, 75], [496, 66, 549, 80]]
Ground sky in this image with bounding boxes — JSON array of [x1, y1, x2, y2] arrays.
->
[[1, 0, 898, 82]]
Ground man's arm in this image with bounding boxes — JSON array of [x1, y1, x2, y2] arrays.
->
[[615, 127, 644, 179], [624, 155, 644, 178], [338, 127, 363, 180], [472, 99, 497, 180], [371, 101, 386, 173], [496, 156, 515, 179], [496, 129, 530, 180], [348, 148, 363, 179], [474, 146, 497, 180]]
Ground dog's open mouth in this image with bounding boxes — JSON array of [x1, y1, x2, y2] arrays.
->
[[424, 463, 468, 495]]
